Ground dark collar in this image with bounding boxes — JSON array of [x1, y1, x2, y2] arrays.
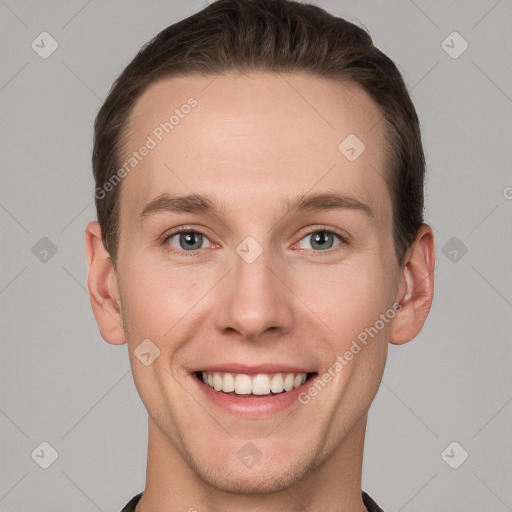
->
[[121, 490, 385, 511]]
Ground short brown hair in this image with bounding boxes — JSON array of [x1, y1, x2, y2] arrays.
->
[[92, 0, 425, 265]]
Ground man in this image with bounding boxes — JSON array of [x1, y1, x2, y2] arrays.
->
[[85, 0, 435, 510]]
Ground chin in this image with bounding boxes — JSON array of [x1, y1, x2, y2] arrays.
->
[[187, 452, 314, 495]]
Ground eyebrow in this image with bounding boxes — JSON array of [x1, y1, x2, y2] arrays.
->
[[138, 191, 373, 220]]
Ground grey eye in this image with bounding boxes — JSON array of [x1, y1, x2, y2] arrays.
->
[[299, 231, 341, 251], [168, 232, 209, 251]]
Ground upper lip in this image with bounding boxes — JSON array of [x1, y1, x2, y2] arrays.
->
[[190, 363, 316, 375]]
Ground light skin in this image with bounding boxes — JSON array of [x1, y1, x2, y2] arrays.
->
[[85, 73, 435, 512]]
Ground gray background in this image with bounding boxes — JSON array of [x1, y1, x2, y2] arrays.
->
[[1, 0, 511, 511]]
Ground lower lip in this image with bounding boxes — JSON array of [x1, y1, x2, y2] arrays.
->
[[192, 374, 316, 417]]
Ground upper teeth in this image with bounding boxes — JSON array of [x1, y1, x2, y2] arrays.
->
[[201, 371, 307, 395]]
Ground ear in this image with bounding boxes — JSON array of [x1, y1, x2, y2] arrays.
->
[[85, 221, 126, 345], [390, 224, 435, 345]]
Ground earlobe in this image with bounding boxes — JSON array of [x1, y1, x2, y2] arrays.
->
[[85, 221, 126, 345], [390, 224, 435, 345]]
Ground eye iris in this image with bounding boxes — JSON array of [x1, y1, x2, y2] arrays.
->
[[174, 231, 337, 251], [180, 232, 203, 250], [311, 231, 334, 250]]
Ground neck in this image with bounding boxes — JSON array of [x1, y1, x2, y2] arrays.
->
[[136, 414, 369, 512]]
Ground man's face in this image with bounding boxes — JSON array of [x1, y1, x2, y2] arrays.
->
[[114, 73, 402, 492]]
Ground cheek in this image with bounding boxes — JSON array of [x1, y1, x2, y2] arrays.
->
[[294, 260, 396, 344], [117, 254, 215, 337]]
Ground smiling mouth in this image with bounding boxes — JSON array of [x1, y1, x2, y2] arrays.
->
[[194, 371, 317, 397]]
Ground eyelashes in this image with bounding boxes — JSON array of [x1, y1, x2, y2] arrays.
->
[[161, 225, 350, 257], [293, 229, 348, 252]]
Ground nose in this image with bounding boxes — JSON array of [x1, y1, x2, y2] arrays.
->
[[214, 243, 293, 343]]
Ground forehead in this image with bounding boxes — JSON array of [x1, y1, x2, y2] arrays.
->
[[120, 72, 391, 224]]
